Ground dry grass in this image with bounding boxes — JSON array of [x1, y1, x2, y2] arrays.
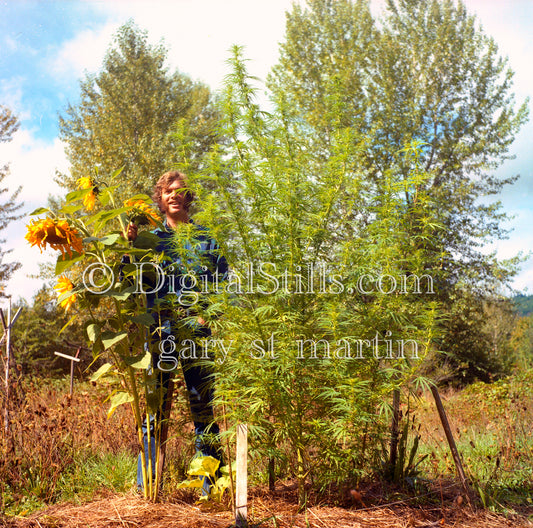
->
[[4, 490, 532, 528], [2, 376, 533, 526]]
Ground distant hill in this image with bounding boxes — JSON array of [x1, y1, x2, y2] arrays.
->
[[513, 294, 533, 317]]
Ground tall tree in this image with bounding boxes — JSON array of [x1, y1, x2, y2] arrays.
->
[[268, 0, 530, 384], [268, 0, 529, 290], [58, 21, 220, 200], [0, 104, 23, 289]]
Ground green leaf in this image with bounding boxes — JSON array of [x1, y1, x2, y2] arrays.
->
[[188, 456, 220, 478], [219, 462, 236, 476], [128, 313, 155, 326], [97, 185, 120, 207], [55, 252, 84, 275], [123, 351, 151, 369], [86, 323, 101, 343], [106, 289, 132, 301], [101, 331, 128, 350], [133, 231, 161, 250], [66, 188, 92, 203], [29, 207, 51, 216], [86, 207, 130, 227], [127, 193, 152, 203], [107, 391, 134, 418], [90, 362, 114, 382], [57, 290, 75, 303], [58, 315, 77, 336], [176, 479, 205, 489], [100, 233, 122, 246], [110, 167, 125, 181], [60, 204, 84, 215]]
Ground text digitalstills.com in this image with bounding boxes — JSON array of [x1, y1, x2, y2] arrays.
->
[[80, 261, 432, 368], [82, 261, 435, 306]]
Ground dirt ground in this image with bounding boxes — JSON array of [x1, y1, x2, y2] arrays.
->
[[4, 486, 532, 528]]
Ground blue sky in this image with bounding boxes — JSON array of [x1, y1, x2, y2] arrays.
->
[[0, 0, 532, 303]]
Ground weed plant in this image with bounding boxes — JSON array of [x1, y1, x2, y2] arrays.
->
[[176, 47, 442, 505]]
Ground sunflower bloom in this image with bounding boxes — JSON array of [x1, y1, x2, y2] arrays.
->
[[77, 176, 97, 211], [54, 276, 76, 311], [25, 217, 84, 257], [125, 199, 161, 227]]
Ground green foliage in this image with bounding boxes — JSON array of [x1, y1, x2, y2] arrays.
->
[[268, 0, 529, 384], [426, 291, 522, 385], [182, 47, 441, 505], [58, 21, 220, 202], [177, 455, 235, 503], [0, 103, 23, 288], [512, 294, 533, 317], [380, 409, 428, 485], [58, 451, 136, 501]]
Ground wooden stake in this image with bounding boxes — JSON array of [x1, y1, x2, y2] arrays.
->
[[430, 386, 472, 501], [70, 348, 81, 397], [3, 299, 11, 437], [235, 423, 248, 527], [54, 350, 81, 398], [2, 302, 22, 441]]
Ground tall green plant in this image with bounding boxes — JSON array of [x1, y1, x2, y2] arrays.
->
[[25, 170, 177, 499], [179, 47, 441, 504]]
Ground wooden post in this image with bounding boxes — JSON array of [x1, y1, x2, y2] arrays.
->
[[70, 348, 81, 397], [3, 298, 11, 436], [54, 351, 81, 398], [1, 302, 22, 438], [389, 388, 401, 476], [235, 424, 248, 527], [430, 386, 472, 501]]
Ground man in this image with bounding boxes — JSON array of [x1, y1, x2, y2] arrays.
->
[[127, 170, 227, 491]]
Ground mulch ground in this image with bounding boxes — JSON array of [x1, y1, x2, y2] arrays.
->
[[4, 486, 532, 528]]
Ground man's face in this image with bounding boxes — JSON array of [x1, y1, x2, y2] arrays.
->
[[161, 179, 188, 217]]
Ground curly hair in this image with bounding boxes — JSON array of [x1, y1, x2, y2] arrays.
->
[[152, 170, 195, 213]]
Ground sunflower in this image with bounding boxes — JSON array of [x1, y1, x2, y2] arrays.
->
[[25, 217, 84, 257], [124, 199, 161, 227], [54, 276, 76, 311], [77, 176, 97, 211]]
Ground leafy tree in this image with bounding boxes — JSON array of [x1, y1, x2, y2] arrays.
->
[[268, 0, 528, 289], [509, 313, 533, 370], [425, 290, 518, 385], [512, 293, 533, 317], [268, 0, 529, 383], [0, 104, 23, 289], [58, 21, 220, 201]]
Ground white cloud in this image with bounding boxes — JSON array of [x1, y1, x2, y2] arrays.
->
[[0, 128, 69, 303], [0, 77, 31, 121], [96, 0, 300, 90], [48, 24, 119, 80]]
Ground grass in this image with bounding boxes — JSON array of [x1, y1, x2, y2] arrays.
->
[[414, 371, 533, 513], [58, 450, 137, 501], [1, 373, 533, 518]]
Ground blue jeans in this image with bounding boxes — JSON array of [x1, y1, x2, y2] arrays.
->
[[136, 346, 221, 489]]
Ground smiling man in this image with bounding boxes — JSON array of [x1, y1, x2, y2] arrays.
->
[[128, 170, 227, 493]]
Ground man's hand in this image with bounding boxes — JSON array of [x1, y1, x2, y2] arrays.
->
[[126, 222, 138, 241]]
